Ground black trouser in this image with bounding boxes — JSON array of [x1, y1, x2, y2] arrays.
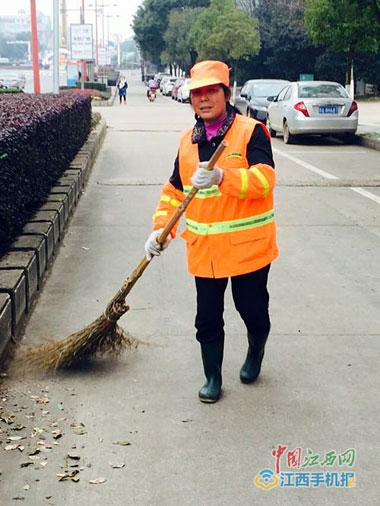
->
[[194, 265, 271, 344]]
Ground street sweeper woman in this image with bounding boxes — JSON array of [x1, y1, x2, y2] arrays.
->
[[144, 60, 279, 403]]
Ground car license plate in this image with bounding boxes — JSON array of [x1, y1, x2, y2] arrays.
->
[[319, 106, 338, 114]]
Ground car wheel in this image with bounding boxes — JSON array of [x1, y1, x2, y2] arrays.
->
[[283, 120, 294, 144], [267, 118, 276, 138]]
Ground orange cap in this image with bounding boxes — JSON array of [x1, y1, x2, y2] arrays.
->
[[185, 60, 230, 91]]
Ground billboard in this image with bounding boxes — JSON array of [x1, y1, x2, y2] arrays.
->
[[70, 24, 93, 60]]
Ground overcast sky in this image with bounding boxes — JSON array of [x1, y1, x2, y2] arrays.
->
[[0, 0, 143, 39]]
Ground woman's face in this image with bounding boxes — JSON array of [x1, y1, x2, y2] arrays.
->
[[191, 84, 229, 123]]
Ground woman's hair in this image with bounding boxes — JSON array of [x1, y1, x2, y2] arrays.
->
[[221, 84, 231, 98]]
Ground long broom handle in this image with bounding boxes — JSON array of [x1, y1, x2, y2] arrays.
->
[[109, 140, 227, 308]]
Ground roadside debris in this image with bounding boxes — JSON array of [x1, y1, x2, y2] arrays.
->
[[89, 477, 106, 485], [112, 440, 131, 446]]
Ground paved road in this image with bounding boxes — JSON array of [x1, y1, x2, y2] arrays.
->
[[0, 70, 379, 505]]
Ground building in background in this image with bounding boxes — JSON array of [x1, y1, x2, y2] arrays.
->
[[0, 9, 52, 63]]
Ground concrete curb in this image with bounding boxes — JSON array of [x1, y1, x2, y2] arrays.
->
[[0, 118, 107, 359], [356, 134, 380, 151]]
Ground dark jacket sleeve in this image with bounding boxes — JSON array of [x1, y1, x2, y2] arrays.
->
[[168, 152, 183, 191], [246, 124, 275, 169]]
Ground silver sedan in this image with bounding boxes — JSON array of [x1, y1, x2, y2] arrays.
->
[[267, 81, 358, 144]]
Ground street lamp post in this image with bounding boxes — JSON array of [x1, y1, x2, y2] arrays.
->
[[95, 0, 99, 66]]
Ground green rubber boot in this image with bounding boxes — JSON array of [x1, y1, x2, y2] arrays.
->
[[198, 340, 224, 403], [240, 332, 268, 384]]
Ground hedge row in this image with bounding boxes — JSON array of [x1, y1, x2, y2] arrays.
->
[[76, 81, 108, 92], [0, 88, 23, 94], [0, 93, 91, 256]]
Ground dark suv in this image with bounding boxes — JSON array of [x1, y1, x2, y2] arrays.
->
[[235, 79, 290, 123]]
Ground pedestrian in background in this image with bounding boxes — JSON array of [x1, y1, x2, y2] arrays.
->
[[117, 76, 128, 104], [144, 60, 278, 403]]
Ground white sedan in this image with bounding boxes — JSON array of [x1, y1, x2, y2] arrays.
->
[[0, 73, 26, 90], [267, 81, 358, 144], [161, 76, 177, 96], [177, 79, 191, 103]]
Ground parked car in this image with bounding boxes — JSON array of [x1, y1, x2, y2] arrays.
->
[[267, 81, 358, 144], [171, 78, 185, 100], [0, 73, 26, 90], [235, 79, 290, 122], [154, 72, 171, 89], [177, 79, 191, 103], [161, 76, 177, 96], [159, 74, 172, 92]]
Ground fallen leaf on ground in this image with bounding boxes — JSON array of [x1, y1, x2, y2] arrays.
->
[[11, 424, 26, 431], [70, 423, 87, 435], [4, 444, 19, 451], [7, 436, 26, 442], [89, 477, 107, 485], [110, 462, 125, 468], [20, 462, 33, 468], [112, 440, 131, 446], [67, 453, 80, 460], [57, 470, 80, 482]]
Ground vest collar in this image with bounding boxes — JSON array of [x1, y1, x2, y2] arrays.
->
[[191, 103, 237, 144]]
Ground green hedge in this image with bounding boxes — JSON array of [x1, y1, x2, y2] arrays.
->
[[0, 88, 23, 94], [75, 81, 108, 92]]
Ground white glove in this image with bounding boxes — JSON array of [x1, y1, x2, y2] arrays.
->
[[144, 228, 171, 260], [190, 161, 223, 189]]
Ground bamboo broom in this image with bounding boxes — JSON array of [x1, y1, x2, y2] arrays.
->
[[15, 141, 227, 372]]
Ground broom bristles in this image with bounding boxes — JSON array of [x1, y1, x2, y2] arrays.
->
[[14, 312, 140, 374]]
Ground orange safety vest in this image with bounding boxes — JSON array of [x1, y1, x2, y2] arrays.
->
[[153, 114, 279, 278]]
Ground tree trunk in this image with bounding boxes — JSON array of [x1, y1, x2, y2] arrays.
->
[[346, 51, 353, 86], [190, 49, 197, 68]]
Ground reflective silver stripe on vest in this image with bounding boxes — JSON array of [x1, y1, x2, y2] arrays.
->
[[183, 185, 221, 199], [185, 210, 274, 235]]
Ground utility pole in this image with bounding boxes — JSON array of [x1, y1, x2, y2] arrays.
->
[[80, 0, 87, 87], [61, 0, 68, 48], [53, 0, 60, 94], [30, 0, 40, 95], [95, 0, 99, 67]]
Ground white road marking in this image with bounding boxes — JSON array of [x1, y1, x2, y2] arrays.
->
[[273, 148, 339, 179], [273, 147, 380, 205], [350, 187, 380, 204], [286, 151, 364, 155]]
